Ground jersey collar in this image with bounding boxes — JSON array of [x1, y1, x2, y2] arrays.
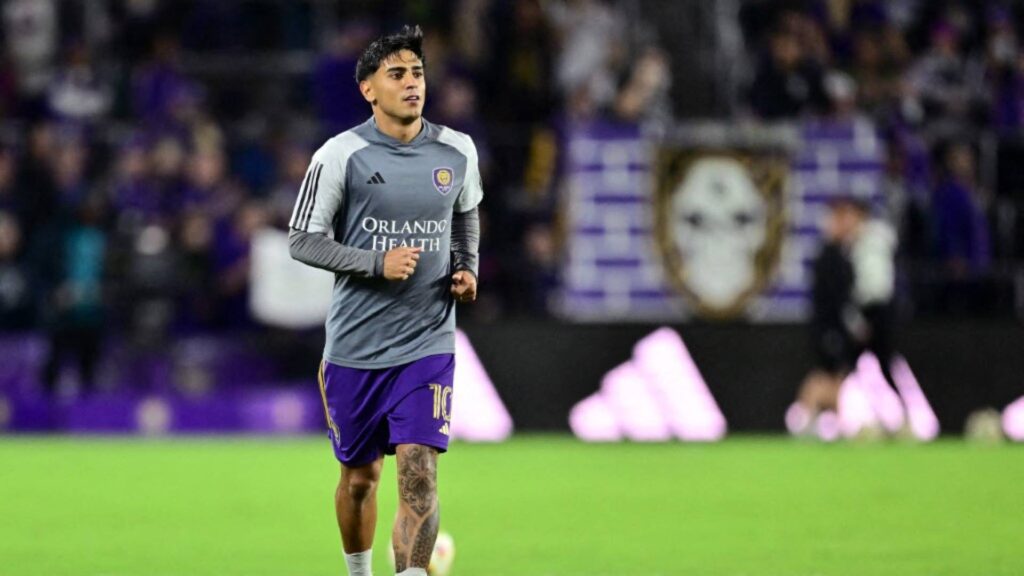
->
[[366, 116, 432, 148]]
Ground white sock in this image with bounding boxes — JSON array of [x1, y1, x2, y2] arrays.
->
[[396, 569, 428, 576], [344, 549, 373, 576]]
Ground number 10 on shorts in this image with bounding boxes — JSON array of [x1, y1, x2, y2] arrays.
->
[[429, 383, 453, 423]]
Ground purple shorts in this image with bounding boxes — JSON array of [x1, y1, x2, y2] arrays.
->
[[317, 354, 454, 467]]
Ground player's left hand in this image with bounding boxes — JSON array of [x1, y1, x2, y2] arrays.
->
[[450, 270, 477, 303]]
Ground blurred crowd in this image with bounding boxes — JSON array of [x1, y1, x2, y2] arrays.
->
[[740, 0, 1024, 314], [1, 0, 1022, 362], [0, 0, 674, 349]]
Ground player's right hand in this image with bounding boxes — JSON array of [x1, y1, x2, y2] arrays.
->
[[383, 246, 422, 281]]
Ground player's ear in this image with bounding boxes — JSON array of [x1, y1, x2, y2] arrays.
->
[[359, 79, 376, 106]]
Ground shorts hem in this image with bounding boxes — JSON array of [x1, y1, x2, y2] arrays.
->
[[387, 437, 450, 454], [334, 449, 384, 468]]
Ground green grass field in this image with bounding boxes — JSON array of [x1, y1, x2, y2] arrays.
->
[[0, 435, 1021, 576]]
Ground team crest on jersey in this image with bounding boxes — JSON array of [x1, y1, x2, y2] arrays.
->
[[432, 167, 454, 195]]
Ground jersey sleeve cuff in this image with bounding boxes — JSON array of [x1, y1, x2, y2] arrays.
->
[[373, 251, 385, 277]]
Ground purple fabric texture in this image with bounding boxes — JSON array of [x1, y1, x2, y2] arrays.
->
[[319, 354, 455, 466]]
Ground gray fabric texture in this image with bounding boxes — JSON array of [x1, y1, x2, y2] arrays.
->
[[289, 117, 483, 369]]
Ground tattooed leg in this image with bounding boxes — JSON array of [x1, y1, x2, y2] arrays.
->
[[392, 444, 440, 572], [336, 458, 383, 553]]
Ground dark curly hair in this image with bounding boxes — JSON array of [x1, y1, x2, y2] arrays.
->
[[355, 25, 425, 83]]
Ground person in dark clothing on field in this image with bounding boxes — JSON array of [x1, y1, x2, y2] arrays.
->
[[37, 194, 108, 397], [790, 199, 859, 434], [789, 196, 903, 436]]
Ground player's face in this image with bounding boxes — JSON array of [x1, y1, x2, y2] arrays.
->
[[827, 204, 864, 243], [361, 49, 425, 123]]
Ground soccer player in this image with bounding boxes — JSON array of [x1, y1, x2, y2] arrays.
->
[[792, 197, 902, 435], [288, 26, 481, 576], [791, 198, 858, 431]]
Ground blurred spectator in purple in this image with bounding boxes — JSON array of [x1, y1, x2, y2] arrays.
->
[[312, 22, 376, 136], [934, 143, 992, 276], [0, 210, 32, 329], [748, 26, 829, 120], [149, 135, 186, 216], [182, 146, 241, 220], [112, 137, 164, 227], [47, 41, 113, 125], [983, 6, 1024, 130], [132, 34, 198, 129], [990, 69, 1024, 131], [213, 201, 268, 328], [162, 83, 207, 145]]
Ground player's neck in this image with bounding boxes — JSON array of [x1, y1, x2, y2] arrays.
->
[[373, 112, 423, 144]]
